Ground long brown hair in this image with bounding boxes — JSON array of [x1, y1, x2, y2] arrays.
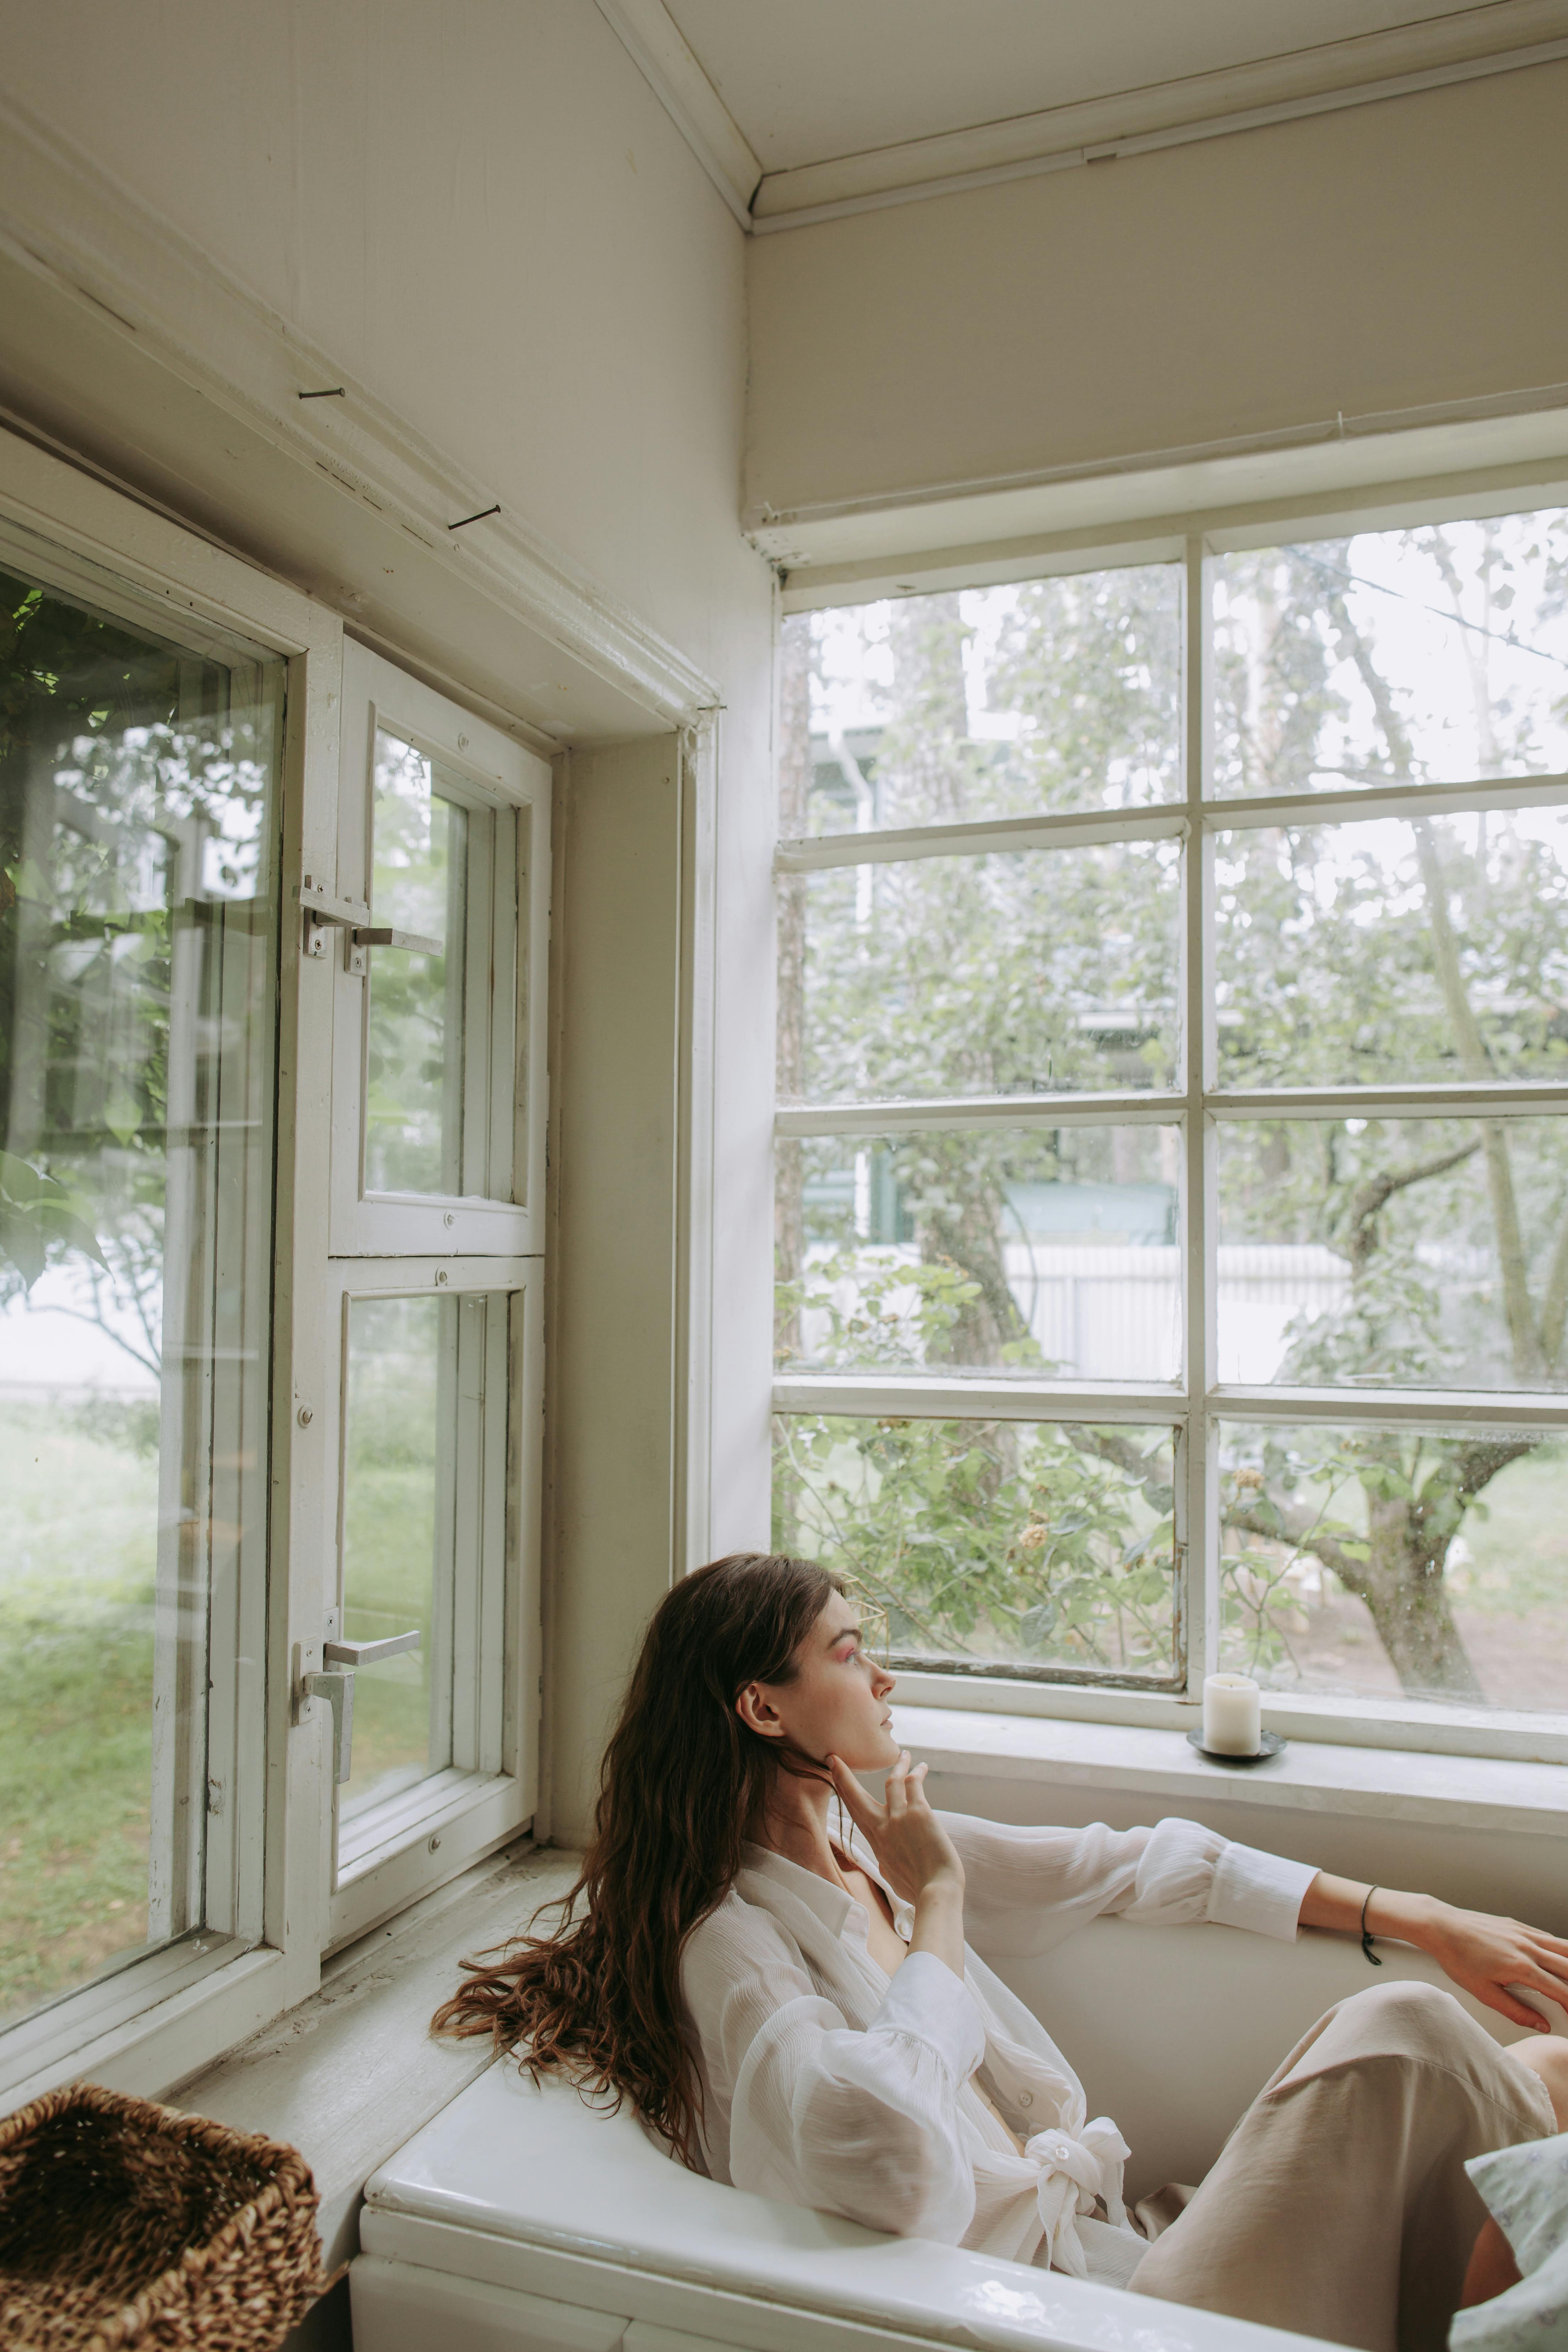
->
[[431, 1551, 842, 2165]]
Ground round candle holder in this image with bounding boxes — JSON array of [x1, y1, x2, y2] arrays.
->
[[1185, 1729, 1287, 1768]]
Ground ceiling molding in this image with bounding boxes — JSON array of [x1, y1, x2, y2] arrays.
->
[[591, 0, 1568, 234], [592, 0, 761, 228], [0, 91, 719, 733]]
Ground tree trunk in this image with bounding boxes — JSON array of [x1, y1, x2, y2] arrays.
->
[[1357, 1491, 1484, 1700]]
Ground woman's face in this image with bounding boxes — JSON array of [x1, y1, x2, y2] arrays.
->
[[736, 1590, 899, 1770]]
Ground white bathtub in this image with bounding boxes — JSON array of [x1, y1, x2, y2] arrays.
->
[[352, 1916, 1565, 2352]]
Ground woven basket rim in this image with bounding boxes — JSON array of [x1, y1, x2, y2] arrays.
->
[[0, 2079, 331, 2351], [0, 2082, 312, 2188]]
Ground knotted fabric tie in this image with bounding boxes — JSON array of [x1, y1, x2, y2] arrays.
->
[[1025, 2115, 1133, 2277]]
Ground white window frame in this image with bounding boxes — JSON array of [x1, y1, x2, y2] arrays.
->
[[774, 484, 1568, 1771], [320, 647, 550, 1947], [0, 424, 343, 2109], [329, 642, 549, 1261], [320, 1254, 543, 1952]]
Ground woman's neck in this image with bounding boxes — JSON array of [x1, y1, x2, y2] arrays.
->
[[754, 1771, 850, 1886]]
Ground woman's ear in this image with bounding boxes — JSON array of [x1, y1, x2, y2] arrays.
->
[[736, 1682, 786, 1740]]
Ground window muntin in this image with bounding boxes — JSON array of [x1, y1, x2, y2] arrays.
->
[[1214, 805, 1568, 1090], [774, 1412, 1180, 1685], [794, 839, 1181, 1105], [0, 557, 281, 2030], [776, 1126, 1182, 1382], [799, 570, 1182, 836], [1211, 515, 1568, 798], [776, 499, 1568, 1731]]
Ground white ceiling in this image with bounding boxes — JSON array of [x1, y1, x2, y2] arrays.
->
[[662, 0, 1498, 173]]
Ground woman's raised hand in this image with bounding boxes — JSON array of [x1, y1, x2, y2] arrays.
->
[[826, 1749, 965, 1906]]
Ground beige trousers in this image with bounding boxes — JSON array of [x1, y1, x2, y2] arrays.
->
[[1129, 1982, 1555, 2352]]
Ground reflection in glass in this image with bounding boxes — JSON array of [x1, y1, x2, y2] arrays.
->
[[1215, 805, 1568, 1089], [781, 570, 1182, 837], [340, 1294, 449, 1820], [1211, 511, 1568, 798], [794, 838, 1180, 1104], [773, 1415, 1179, 1680], [0, 556, 280, 2028], [365, 731, 468, 1196], [776, 1128, 1181, 1380], [1217, 1118, 1568, 1389], [1218, 1420, 1568, 1712]]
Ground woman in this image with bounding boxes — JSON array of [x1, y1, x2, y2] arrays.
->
[[436, 1553, 1568, 2351]]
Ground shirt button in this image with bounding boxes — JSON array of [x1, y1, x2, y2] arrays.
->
[[1017, 2091, 1033, 2109]]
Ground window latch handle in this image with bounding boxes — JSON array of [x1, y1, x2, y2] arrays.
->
[[349, 927, 442, 955], [323, 1630, 423, 1668]]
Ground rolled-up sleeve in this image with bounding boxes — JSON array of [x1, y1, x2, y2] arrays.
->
[[944, 1810, 1317, 1956], [684, 1907, 984, 2243]]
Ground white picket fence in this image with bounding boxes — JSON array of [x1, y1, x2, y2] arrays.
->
[[799, 1241, 1362, 1383]]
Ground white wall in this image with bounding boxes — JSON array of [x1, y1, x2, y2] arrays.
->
[[747, 60, 1568, 520]]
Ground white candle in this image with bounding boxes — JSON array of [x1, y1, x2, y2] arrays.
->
[[1203, 1673, 1262, 1755]]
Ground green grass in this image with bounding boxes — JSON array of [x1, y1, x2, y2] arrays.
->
[[0, 1404, 158, 2024]]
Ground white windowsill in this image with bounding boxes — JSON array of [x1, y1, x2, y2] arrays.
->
[[888, 1667, 1568, 1768], [897, 1702, 1568, 1837]]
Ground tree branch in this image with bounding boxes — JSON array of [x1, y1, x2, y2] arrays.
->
[[1340, 1139, 1481, 1278], [1220, 1499, 1371, 1599]]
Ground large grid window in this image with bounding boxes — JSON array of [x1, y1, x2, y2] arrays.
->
[[772, 510, 1568, 1730]]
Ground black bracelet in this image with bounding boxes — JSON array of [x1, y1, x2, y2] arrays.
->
[[1361, 1886, 1383, 1967]]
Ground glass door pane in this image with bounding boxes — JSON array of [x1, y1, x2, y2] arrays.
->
[[0, 556, 281, 2028], [365, 728, 515, 1201], [337, 1288, 509, 1854]]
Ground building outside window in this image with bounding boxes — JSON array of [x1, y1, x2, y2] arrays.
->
[[772, 504, 1568, 1737]]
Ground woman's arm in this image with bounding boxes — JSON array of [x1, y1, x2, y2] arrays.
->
[[1300, 1873, 1568, 2033], [939, 1810, 1316, 1958]]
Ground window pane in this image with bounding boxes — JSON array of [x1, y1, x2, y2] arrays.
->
[[790, 838, 1180, 1105], [365, 730, 515, 1200], [774, 1414, 1178, 1679], [1215, 805, 1568, 1089], [338, 1289, 508, 1844], [782, 570, 1182, 841], [1219, 1419, 1568, 1712], [1211, 511, 1568, 798], [0, 558, 280, 2028], [776, 1127, 1181, 1380], [1218, 1117, 1568, 1389], [341, 1294, 446, 1817]]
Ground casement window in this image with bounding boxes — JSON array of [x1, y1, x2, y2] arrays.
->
[[773, 502, 1568, 1753], [0, 430, 547, 2101], [318, 645, 548, 1949]]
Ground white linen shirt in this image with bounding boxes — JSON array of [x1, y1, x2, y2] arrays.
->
[[679, 1811, 1317, 2278]]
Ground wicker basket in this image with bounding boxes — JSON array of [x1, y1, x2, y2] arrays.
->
[[0, 2083, 332, 2352]]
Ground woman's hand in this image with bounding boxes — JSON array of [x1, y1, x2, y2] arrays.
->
[[828, 1750, 967, 1980], [1409, 1900, 1568, 2034], [1302, 1874, 1568, 2034], [827, 1750, 965, 1903]]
